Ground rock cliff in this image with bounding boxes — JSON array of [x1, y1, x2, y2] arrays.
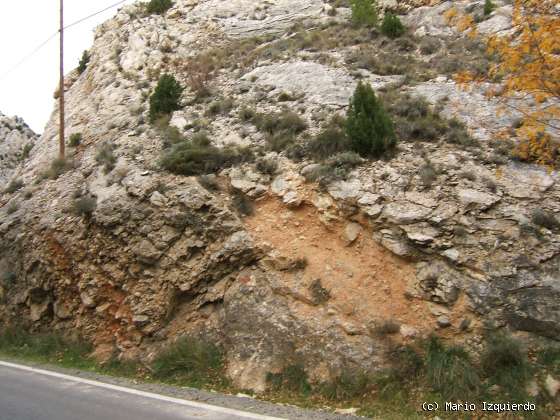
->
[[0, 0, 558, 392], [0, 113, 37, 186]]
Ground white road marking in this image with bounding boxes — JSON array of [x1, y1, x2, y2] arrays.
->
[[0, 360, 286, 420]]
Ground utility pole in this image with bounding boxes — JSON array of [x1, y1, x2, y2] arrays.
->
[[59, 0, 65, 159]]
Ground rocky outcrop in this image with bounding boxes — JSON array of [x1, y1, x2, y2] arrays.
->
[[1, 0, 559, 393], [0, 112, 38, 186]]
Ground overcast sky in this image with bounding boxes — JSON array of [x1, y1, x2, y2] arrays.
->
[[0, 1, 136, 133]]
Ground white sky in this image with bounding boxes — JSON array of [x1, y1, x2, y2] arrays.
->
[[0, 0, 137, 133]]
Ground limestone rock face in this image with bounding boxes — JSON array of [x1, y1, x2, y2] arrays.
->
[[1, 0, 560, 393], [0, 112, 38, 185]]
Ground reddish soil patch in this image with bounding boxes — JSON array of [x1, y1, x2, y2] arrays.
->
[[245, 196, 434, 335]]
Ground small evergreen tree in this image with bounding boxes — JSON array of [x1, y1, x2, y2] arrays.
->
[[346, 81, 396, 158], [350, 0, 378, 28], [149, 74, 183, 123], [381, 13, 405, 38], [77, 50, 90, 75], [484, 0, 495, 16], [146, 0, 173, 15]]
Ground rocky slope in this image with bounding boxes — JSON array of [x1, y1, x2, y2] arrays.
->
[[0, 0, 559, 393], [0, 113, 37, 186]]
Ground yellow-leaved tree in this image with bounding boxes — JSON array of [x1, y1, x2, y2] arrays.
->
[[451, 1, 560, 166]]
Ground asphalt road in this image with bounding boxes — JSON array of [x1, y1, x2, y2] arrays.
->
[[0, 361, 284, 420]]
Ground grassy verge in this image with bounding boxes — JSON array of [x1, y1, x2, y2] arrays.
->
[[0, 329, 558, 419]]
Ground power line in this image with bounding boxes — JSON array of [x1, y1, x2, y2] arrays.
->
[[0, 0, 130, 83], [64, 0, 128, 30]]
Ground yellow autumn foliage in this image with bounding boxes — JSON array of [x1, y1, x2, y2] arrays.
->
[[451, 1, 560, 166]]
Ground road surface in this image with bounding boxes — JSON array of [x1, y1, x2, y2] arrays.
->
[[0, 361, 284, 420]]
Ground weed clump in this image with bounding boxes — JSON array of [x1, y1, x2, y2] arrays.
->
[[160, 133, 254, 176], [267, 364, 312, 395], [426, 336, 481, 401], [4, 179, 23, 194], [73, 196, 97, 217], [95, 142, 117, 173], [306, 124, 349, 161], [481, 334, 531, 397], [152, 336, 226, 387], [45, 157, 74, 180]]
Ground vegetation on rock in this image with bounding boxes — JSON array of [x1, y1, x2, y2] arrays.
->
[[380, 13, 405, 38], [68, 132, 82, 147], [346, 81, 396, 158], [146, 0, 173, 15], [350, 0, 378, 27], [149, 74, 183, 123], [454, 0, 560, 166], [77, 50, 90, 75], [160, 133, 254, 176]]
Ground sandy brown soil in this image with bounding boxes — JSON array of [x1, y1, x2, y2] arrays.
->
[[245, 194, 436, 338]]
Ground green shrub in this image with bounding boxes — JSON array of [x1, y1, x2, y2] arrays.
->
[[146, 0, 173, 15], [73, 196, 97, 217], [68, 133, 82, 147], [537, 346, 560, 375], [254, 111, 307, 136], [21, 143, 33, 160], [160, 134, 254, 176], [419, 36, 441, 55], [77, 50, 90, 74], [481, 334, 530, 396], [319, 372, 375, 401], [386, 345, 424, 382], [154, 116, 185, 147], [531, 208, 560, 230], [484, 0, 495, 16], [149, 74, 183, 122], [95, 143, 117, 173], [426, 337, 481, 401], [45, 157, 73, 180], [250, 110, 307, 152], [381, 13, 405, 38], [328, 151, 363, 170], [238, 106, 257, 122], [307, 125, 350, 160], [265, 131, 296, 152], [1, 271, 17, 287], [152, 336, 225, 387], [0, 328, 93, 368], [6, 201, 18, 215], [278, 92, 296, 102], [4, 179, 23, 194], [206, 97, 234, 116], [255, 158, 278, 175], [346, 81, 396, 158], [350, 0, 378, 27], [197, 174, 220, 191]]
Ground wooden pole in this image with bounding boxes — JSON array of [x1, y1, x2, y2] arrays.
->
[[59, 0, 65, 159]]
